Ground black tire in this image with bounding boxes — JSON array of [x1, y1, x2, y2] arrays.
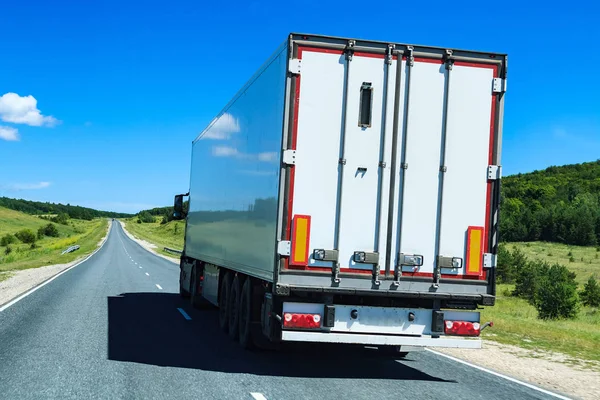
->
[[238, 278, 254, 349], [179, 267, 190, 298], [218, 273, 232, 333], [228, 274, 241, 340]]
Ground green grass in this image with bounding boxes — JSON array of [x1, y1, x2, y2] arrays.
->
[[121, 218, 184, 258], [506, 241, 599, 286], [0, 206, 109, 274], [482, 284, 600, 366]]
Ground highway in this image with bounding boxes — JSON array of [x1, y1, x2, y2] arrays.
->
[[0, 223, 561, 400]]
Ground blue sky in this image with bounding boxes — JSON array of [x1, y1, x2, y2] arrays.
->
[[0, 1, 598, 213]]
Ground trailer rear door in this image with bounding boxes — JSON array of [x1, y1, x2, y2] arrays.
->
[[285, 42, 500, 285]]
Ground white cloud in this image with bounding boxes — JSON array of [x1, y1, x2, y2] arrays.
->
[[2, 181, 51, 191], [0, 126, 19, 141], [257, 152, 278, 162], [212, 146, 279, 163], [212, 146, 240, 157], [0, 93, 60, 127], [200, 113, 240, 140]]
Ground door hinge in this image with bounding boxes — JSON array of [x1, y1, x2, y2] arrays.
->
[[282, 150, 296, 165], [444, 49, 454, 70], [483, 253, 497, 268], [385, 44, 395, 65], [288, 59, 301, 75], [345, 40, 355, 61], [277, 240, 291, 256], [492, 78, 507, 93], [487, 165, 502, 180], [406, 45, 414, 67]]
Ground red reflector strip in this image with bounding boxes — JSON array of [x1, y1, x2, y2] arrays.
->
[[290, 215, 311, 266], [444, 320, 480, 337], [283, 313, 321, 329], [465, 226, 484, 276]]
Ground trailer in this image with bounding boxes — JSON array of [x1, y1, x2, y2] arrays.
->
[[174, 33, 507, 351]]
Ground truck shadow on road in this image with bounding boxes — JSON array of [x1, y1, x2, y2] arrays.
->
[[107, 292, 455, 382]]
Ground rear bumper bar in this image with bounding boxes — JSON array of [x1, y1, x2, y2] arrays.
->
[[281, 331, 481, 349]]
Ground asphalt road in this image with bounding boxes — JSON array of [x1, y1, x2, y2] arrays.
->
[[0, 223, 562, 400]]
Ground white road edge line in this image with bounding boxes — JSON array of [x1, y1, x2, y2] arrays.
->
[[425, 349, 572, 400], [177, 308, 192, 320], [0, 221, 112, 312], [156, 284, 163, 290], [250, 393, 267, 400], [145, 272, 149, 276], [139, 266, 142, 269]]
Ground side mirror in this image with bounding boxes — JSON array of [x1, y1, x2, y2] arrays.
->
[[173, 194, 184, 220]]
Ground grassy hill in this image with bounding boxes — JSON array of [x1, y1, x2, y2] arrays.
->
[[0, 197, 132, 220], [0, 207, 108, 281]]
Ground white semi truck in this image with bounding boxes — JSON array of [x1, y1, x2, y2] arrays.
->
[[174, 33, 506, 352]]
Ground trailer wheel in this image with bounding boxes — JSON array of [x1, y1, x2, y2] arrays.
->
[[228, 275, 242, 340], [238, 278, 254, 349], [218, 272, 232, 333]]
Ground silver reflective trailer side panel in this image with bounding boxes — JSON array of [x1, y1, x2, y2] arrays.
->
[[185, 44, 288, 280]]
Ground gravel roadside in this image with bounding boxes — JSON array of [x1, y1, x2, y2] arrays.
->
[[0, 219, 112, 308], [437, 340, 599, 400]]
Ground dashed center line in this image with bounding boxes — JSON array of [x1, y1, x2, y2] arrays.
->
[[139, 266, 142, 269], [250, 393, 267, 400], [145, 272, 149, 276], [156, 284, 163, 290], [177, 308, 192, 320]]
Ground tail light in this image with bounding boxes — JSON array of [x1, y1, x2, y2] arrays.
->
[[444, 320, 480, 336], [283, 312, 321, 329]]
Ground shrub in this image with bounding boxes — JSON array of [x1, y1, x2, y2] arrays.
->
[[1, 234, 16, 246], [580, 276, 600, 307], [37, 223, 60, 239], [513, 259, 549, 303], [4, 246, 12, 255], [51, 213, 70, 225], [137, 211, 155, 223], [535, 263, 579, 319], [568, 250, 573, 257], [496, 244, 515, 283], [569, 256, 575, 263], [30, 243, 38, 249], [15, 229, 36, 244]]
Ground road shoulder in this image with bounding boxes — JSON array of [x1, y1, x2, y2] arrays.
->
[[0, 220, 112, 309], [118, 221, 179, 264], [436, 339, 599, 400]]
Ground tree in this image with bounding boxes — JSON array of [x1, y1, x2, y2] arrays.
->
[[1, 233, 16, 246], [580, 276, 600, 307], [15, 229, 36, 244], [534, 264, 579, 320], [38, 223, 60, 239], [513, 259, 549, 303], [137, 211, 156, 223]]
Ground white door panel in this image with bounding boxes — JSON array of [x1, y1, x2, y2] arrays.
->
[[438, 65, 493, 275], [397, 61, 446, 274], [293, 50, 345, 268]]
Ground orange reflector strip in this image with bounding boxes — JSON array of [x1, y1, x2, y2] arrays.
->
[[466, 226, 484, 276], [290, 215, 311, 266]]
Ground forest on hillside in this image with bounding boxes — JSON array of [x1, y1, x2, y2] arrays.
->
[[0, 197, 132, 220], [500, 160, 600, 245]]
